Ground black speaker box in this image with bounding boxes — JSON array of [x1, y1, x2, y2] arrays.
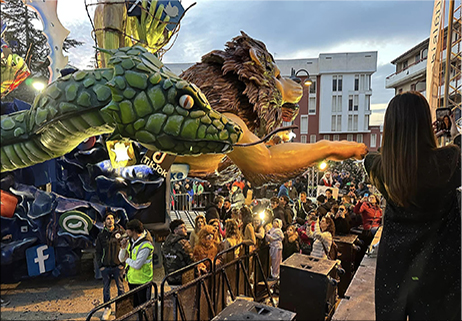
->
[[212, 299, 296, 320], [279, 253, 338, 321], [333, 234, 358, 297]]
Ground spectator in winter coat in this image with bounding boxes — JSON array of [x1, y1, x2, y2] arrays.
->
[[279, 195, 293, 229], [190, 215, 205, 249], [161, 220, 194, 286], [96, 212, 125, 319], [283, 225, 300, 261], [325, 188, 338, 208], [333, 205, 350, 235], [205, 196, 223, 223], [288, 181, 298, 202], [356, 182, 370, 197], [266, 218, 284, 280], [294, 191, 313, 221], [222, 219, 243, 262], [319, 171, 333, 186], [221, 198, 232, 222], [354, 194, 382, 236], [277, 181, 290, 198], [307, 216, 335, 259], [270, 197, 287, 229], [316, 195, 330, 217], [230, 185, 245, 207]]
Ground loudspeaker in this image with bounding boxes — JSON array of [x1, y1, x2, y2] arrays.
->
[[334, 234, 359, 298], [212, 299, 296, 320], [279, 253, 338, 321]]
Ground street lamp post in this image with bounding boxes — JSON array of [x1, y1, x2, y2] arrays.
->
[[290, 68, 313, 87]]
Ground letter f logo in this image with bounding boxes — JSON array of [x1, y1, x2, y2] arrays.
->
[[34, 245, 49, 274]]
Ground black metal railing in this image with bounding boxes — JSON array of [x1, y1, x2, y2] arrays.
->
[[86, 281, 158, 321], [86, 244, 273, 321]]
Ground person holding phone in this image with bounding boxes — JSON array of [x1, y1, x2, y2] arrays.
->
[[334, 205, 350, 235], [354, 194, 382, 237], [366, 92, 460, 320]]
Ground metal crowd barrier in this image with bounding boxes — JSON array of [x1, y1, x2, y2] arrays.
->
[[171, 193, 212, 211], [86, 281, 158, 321], [86, 244, 272, 321], [161, 258, 215, 321]]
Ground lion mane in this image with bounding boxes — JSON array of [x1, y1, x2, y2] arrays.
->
[[180, 31, 285, 137]]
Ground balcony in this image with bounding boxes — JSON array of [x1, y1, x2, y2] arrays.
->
[[385, 58, 427, 88]]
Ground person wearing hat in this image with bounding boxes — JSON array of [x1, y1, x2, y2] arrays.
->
[[119, 219, 154, 308], [95, 211, 126, 320]]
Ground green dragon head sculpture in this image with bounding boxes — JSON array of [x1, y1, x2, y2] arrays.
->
[[0, 46, 243, 172]]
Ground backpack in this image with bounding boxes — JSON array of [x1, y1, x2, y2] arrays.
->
[[321, 239, 341, 260]]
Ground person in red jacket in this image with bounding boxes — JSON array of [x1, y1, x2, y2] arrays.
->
[[354, 194, 382, 236]]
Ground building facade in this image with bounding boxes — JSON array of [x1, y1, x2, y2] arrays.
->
[[276, 52, 379, 151], [166, 51, 381, 151]]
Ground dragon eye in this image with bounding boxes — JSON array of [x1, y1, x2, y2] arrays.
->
[[179, 95, 194, 110]]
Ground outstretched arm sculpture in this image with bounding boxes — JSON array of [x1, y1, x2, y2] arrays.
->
[[175, 32, 367, 185]]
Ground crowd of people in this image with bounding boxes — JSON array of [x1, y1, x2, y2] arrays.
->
[[162, 174, 384, 288]]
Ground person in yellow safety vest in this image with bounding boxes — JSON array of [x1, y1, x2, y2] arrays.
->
[[119, 219, 154, 307]]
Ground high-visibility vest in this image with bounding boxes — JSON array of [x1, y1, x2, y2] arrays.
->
[[126, 241, 154, 285]]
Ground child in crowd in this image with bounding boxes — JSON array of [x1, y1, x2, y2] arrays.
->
[[265, 218, 284, 281]]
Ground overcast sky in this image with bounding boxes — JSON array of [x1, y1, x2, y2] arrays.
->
[[51, 0, 439, 125]]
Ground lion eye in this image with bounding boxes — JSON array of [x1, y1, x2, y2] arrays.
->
[[179, 95, 194, 109]]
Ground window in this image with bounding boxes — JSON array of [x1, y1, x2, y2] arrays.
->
[[309, 80, 316, 94], [357, 134, 363, 143], [402, 60, 408, 70], [354, 95, 359, 111], [337, 115, 342, 131], [332, 96, 337, 113], [309, 97, 316, 114], [354, 75, 359, 91], [380, 134, 383, 146], [301, 135, 307, 143], [331, 115, 336, 131], [368, 75, 372, 90], [360, 75, 365, 91], [371, 133, 377, 148], [410, 84, 416, 91], [332, 76, 337, 92], [415, 53, 420, 63], [283, 121, 292, 127], [337, 96, 342, 112], [365, 96, 370, 111], [353, 115, 358, 131], [338, 76, 343, 91], [364, 115, 369, 130], [333, 134, 339, 141], [422, 48, 428, 59], [347, 134, 354, 141], [348, 115, 353, 131], [300, 115, 308, 134], [324, 135, 330, 140], [310, 135, 317, 143], [348, 95, 353, 111]]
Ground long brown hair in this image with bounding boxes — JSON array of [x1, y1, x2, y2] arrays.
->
[[370, 92, 437, 207]]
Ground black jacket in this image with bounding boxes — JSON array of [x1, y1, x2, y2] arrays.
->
[[162, 233, 194, 285], [272, 206, 287, 229], [294, 200, 313, 220], [205, 203, 221, 223], [95, 224, 125, 268]]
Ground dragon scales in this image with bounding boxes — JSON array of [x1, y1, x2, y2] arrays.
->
[[0, 46, 243, 172]]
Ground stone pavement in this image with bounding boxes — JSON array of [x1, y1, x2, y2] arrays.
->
[[1, 256, 166, 321]]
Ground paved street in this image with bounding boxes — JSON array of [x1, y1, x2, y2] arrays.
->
[[1, 255, 165, 321]]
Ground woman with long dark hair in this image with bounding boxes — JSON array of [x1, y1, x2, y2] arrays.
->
[[366, 92, 460, 320]]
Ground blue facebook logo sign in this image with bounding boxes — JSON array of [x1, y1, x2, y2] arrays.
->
[[26, 245, 55, 277]]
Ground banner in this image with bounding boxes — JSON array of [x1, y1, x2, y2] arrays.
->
[[140, 151, 176, 178], [426, 0, 444, 120]]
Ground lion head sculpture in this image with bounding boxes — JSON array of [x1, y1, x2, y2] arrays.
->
[[180, 31, 303, 138]]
